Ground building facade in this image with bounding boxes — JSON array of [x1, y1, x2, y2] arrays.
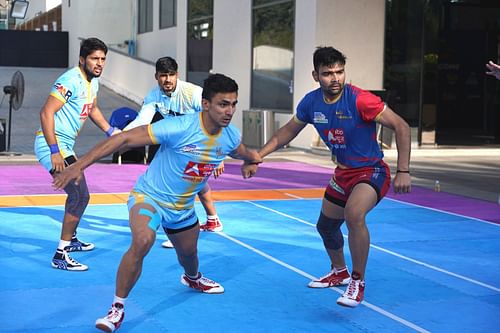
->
[[57, 0, 499, 149]]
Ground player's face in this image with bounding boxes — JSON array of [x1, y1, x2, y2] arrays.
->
[[313, 63, 346, 99], [156, 71, 178, 95], [204, 92, 238, 129], [80, 50, 106, 81]]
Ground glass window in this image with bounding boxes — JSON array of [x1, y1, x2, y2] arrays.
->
[[251, 0, 294, 112], [186, 0, 213, 86], [160, 0, 176, 29], [138, 0, 153, 34]]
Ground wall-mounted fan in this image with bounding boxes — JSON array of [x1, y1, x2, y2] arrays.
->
[[1, 70, 24, 154]]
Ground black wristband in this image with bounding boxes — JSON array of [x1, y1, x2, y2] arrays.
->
[[396, 170, 410, 173], [248, 161, 262, 165]]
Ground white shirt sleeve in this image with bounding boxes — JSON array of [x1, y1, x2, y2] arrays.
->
[[123, 102, 157, 131]]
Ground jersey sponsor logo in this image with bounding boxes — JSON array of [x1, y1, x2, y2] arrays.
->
[[324, 128, 346, 149], [325, 128, 345, 144], [183, 161, 216, 178], [313, 112, 328, 123], [181, 144, 201, 155], [335, 110, 352, 120], [329, 178, 345, 195], [80, 103, 92, 120], [54, 83, 73, 101], [215, 147, 224, 158]]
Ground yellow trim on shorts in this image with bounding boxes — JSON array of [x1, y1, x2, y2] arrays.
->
[[130, 191, 192, 211]]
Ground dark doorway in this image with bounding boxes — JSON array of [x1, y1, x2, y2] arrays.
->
[[436, 1, 500, 145], [385, 0, 500, 146]]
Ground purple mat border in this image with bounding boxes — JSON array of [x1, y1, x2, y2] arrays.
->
[[1, 162, 499, 224]]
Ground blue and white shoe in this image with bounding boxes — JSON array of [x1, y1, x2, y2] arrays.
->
[[51, 249, 88, 271], [65, 236, 95, 252]]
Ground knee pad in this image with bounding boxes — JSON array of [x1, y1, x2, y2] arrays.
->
[[316, 212, 344, 250], [64, 178, 90, 218]]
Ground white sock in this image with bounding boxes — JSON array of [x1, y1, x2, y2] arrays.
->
[[207, 215, 218, 220], [58, 240, 71, 251], [113, 295, 127, 306]]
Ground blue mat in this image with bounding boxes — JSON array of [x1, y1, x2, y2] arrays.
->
[[1, 198, 499, 332]]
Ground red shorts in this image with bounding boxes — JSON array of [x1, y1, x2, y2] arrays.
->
[[324, 160, 391, 207]]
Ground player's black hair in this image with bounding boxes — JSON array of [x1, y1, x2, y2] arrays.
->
[[156, 56, 178, 73], [79, 38, 108, 58], [202, 73, 238, 101], [313, 46, 347, 71]]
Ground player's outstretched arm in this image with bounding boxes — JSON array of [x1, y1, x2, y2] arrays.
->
[[123, 103, 156, 131], [230, 144, 262, 179], [52, 125, 154, 189], [259, 118, 305, 159], [486, 61, 500, 80]]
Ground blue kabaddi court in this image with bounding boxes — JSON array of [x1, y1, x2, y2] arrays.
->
[[1, 195, 499, 333]]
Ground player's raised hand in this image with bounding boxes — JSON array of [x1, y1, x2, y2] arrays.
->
[[486, 61, 500, 80]]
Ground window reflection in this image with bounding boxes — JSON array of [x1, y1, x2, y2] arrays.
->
[[187, 0, 213, 86], [251, 0, 294, 112]]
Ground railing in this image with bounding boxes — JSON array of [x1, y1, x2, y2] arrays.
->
[[16, 5, 61, 31]]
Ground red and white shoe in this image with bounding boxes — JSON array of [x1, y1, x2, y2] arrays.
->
[[337, 278, 365, 308], [308, 267, 351, 288], [200, 216, 223, 232], [95, 302, 125, 332], [181, 273, 224, 294]]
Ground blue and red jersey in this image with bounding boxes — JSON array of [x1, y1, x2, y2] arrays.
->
[[295, 84, 385, 168]]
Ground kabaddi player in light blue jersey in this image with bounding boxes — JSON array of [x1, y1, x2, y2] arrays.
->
[[124, 57, 224, 250], [34, 38, 120, 272], [52, 74, 262, 333]]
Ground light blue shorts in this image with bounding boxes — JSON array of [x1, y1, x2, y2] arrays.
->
[[127, 191, 198, 233], [34, 135, 76, 172]]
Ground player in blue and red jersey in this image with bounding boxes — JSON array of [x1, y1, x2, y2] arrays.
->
[[246, 46, 411, 308], [34, 38, 120, 272], [52, 74, 262, 332]]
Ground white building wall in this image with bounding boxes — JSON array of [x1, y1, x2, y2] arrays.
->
[[135, 0, 177, 61], [175, 0, 188, 78], [212, 0, 252, 131], [100, 51, 156, 105], [59, 0, 386, 146], [285, 0, 320, 150], [316, 0, 385, 90], [62, 0, 134, 67]]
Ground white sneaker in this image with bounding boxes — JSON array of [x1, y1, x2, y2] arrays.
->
[[161, 240, 174, 248], [51, 249, 88, 271], [95, 302, 125, 332]]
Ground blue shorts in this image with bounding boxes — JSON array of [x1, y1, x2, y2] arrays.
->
[[127, 191, 199, 233]]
